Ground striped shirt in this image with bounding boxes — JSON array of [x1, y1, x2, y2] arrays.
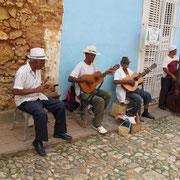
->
[[13, 62, 48, 106]]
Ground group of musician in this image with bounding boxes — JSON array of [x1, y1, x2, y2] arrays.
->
[[12, 45, 178, 156]]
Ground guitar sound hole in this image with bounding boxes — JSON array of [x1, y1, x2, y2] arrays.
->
[[94, 76, 99, 81], [134, 77, 138, 81], [86, 83, 91, 88]]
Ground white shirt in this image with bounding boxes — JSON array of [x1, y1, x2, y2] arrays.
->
[[70, 61, 96, 96], [114, 67, 134, 103], [13, 62, 48, 106], [162, 55, 179, 78]]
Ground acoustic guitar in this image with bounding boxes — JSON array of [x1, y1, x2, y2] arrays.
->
[[80, 64, 120, 93], [122, 63, 157, 92]]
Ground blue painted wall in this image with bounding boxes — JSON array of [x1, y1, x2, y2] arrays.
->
[[59, 0, 144, 109]]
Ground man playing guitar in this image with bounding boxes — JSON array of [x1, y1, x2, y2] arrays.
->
[[68, 46, 114, 134], [114, 57, 155, 121]]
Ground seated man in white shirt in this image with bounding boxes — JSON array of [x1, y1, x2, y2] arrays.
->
[[13, 48, 72, 157], [68, 46, 113, 134], [114, 56, 155, 121]]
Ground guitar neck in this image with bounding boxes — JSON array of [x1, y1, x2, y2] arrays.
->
[[137, 71, 147, 79], [96, 64, 119, 80], [100, 72, 107, 78], [137, 66, 153, 79]]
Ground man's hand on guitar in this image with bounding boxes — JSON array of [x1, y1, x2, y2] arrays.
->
[[145, 68, 151, 73], [128, 80, 135, 86], [84, 78, 94, 84], [105, 67, 114, 76]]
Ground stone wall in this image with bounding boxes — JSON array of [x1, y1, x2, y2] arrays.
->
[[0, 0, 63, 110]]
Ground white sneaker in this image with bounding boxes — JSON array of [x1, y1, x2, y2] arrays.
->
[[92, 126, 107, 134]]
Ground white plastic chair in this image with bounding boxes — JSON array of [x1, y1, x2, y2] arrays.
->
[[10, 108, 31, 141]]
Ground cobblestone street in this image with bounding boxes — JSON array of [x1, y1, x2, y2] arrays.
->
[[0, 114, 180, 180]]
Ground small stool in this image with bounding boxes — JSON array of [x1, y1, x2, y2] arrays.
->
[[110, 99, 132, 117], [10, 108, 31, 141]]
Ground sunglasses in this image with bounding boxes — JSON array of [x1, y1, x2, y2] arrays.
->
[[123, 62, 129, 65]]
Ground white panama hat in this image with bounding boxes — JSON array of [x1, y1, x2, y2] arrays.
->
[[82, 46, 100, 55], [28, 48, 48, 60], [168, 45, 177, 52]]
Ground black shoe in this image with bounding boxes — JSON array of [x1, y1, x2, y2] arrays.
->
[[140, 119, 144, 122], [159, 106, 166, 110], [142, 112, 155, 119], [32, 140, 46, 157], [53, 133, 72, 141]]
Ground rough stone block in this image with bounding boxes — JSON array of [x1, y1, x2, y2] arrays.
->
[[0, 7, 10, 20]]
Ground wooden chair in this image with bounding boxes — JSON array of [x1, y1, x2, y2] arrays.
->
[[73, 102, 93, 127], [66, 96, 93, 127]]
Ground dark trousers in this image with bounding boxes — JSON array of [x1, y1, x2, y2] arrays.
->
[[159, 77, 172, 107], [18, 98, 67, 142], [126, 88, 152, 115]]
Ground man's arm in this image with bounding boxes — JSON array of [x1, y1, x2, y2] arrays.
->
[[12, 85, 45, 95], [105, 67, 114, 76], [114, 79, 135, 86], [163, 68, 177, 81], [68, 76, 94, 84]]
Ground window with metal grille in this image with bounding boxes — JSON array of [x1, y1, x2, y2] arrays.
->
[[163, 2, 174, 37], [138, 0, 180, 100]]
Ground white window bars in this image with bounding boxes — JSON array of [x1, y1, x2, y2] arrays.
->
[[138, 0, 180, 99]]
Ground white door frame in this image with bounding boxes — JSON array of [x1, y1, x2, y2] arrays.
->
[[138, 0, 180, 99]]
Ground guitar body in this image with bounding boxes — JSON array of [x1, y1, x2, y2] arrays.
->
[[123, 73, 144, 92], [122, 63, 157, 92], [80, 71, 104, 93], [79, 64, 120, 93]]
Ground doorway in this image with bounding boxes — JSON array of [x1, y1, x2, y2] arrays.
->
[[138, 0, 180, 99]]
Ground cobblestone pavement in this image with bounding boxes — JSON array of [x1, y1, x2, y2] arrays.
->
[[0, 114, 180, 180]]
